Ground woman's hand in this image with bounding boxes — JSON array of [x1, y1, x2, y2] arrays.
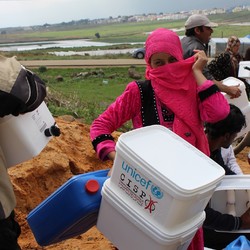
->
[[192, 50, 208, 86], [240, 207, 250, 229], [214, 80, 241, 98], [108, 151, 116, 161], [193, 50, 208, 72], [107, 151, 116, 176]]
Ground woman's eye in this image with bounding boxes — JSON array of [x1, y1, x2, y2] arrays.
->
[[169, 57, 177, 63], [153, 60, 164, 67], [156, 61, 163, 66]]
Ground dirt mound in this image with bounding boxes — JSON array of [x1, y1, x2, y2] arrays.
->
[[8, 117, 250, 249], [8, 117, 118, 250]]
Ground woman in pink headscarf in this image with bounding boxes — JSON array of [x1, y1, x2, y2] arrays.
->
[[90, 28, 229, 249]]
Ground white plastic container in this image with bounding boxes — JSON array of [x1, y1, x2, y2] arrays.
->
[[97, 179, 206, 250], [238, 61, 250, 79], [109, 125, 225, 231], [222, 77, 250, 139], [210, 175, 250, 233], [222, 77, 249, 109], [0, 101, 56, 167]]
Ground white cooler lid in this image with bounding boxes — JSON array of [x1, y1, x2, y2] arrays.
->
[[214, 175, 250, 191], [116, 125, 224, 195]]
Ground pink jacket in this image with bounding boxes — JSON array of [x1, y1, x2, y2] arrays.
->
[[91, 28, 230, 250], [90, 80, 229, 161], [90, 79, 229, 250]]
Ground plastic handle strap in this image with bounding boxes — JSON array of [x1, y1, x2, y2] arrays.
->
[[226, 190, 236, 216]]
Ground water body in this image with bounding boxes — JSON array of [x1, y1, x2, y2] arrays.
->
[[0, 39, 118, 52], [0, 39, 143, 56], [50, 48, 134, 57]]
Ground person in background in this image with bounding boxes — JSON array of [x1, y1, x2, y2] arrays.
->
[[204, 104, 250, 249], [181, 14, 241, 99], [90, 27, 230, 250], [225, 36, 242, 77], [207, 36, 243, 81], [221, 146, 243, 175], [225, 36, 250, 98]]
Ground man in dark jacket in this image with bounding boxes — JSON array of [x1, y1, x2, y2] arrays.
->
[[181, 14, 241, 99]]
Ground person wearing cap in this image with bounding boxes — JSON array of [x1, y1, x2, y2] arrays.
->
[[181, 14, 241, 99], [91, 27, 230, 250]]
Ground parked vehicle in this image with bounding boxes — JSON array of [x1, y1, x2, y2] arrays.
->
[[131, 47, 145, 59]]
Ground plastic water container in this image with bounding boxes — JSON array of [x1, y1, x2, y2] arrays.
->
[[238, 61, 250, 79], [222, 77, 250, 139], [97, 179, 206, 250], [225, 235, 250, 250], [210, 175, 250, 233], [107, 125, 225, 231], [222, 77, 249, 110], [0, 101, 56, 167], [27, 169, 109, 246]]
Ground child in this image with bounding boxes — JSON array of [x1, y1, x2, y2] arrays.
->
[[90, 27, 230, 250]]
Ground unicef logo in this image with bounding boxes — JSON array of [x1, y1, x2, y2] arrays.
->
[[151, 185, 163, 199]]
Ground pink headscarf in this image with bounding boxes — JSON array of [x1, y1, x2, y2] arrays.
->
[[144, 28, 209, 156], [145, 28, 183, 63]]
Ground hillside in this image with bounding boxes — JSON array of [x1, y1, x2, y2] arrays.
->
[[1, 10, 250, 44], [9, 116, 117, 250]]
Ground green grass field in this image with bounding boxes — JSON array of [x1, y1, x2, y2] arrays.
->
[[1, 11, 250, 44], [1, 10, 249, 61], [1, 10, 250, 128], [36, 66, 145, 130]]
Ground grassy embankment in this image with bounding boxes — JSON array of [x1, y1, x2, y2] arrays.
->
[[1, 10, 250, 61], [1, 11, 249, 128], [36, 66, 145, 132]]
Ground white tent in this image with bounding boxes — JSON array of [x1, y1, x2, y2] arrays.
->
[[208, 37, 250, 58]]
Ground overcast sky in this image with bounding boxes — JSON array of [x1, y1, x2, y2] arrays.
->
[[0, 0, 249, 28]]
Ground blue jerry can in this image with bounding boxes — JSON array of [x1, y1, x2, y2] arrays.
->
[[27, 169, 109, 246], [225, 235, 250, 250]]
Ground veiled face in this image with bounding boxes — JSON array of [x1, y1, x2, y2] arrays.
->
[[150, 52, 177, 69], [231, 43, 240, 55]]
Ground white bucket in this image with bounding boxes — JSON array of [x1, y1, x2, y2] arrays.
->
[[210, 175, 250, 233], [222, 77, 250, 139], [0, 101, 56, 167], [222, 77, 249, 109], [109, 125, 224, 231], [238, 61, 250, 79], [97, 179, 206, 250]]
